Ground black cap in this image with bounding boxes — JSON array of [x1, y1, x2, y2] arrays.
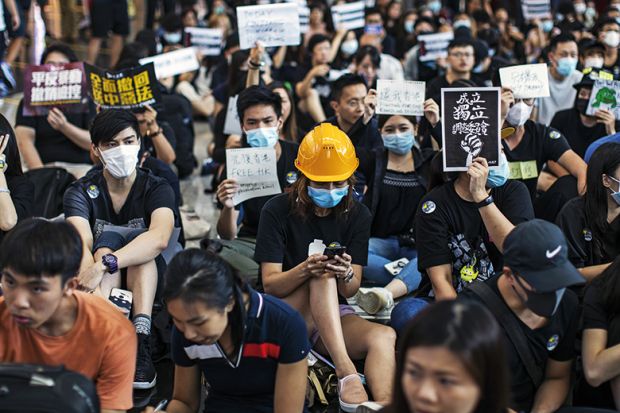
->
[[573, 67, 614, 90], [503, 219, 585, 293], [579, 38, 606, 56]]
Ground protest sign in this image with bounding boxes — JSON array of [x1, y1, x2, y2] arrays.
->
[[441, 87, 501, 171], [418, 32, 454, 62], [226, 147, 282, 205], [85, 63, 162, 110], [586, 79, 620, 118], [499, 63, 550, 99], [237, 3, 301, 50], [224, 95, 243, 136], [184, 27, 223, 56], [23, 62, 88, 116], [331, 1, 365, 31], [521, 0, 551, 20], [376, 79, 425, 116], [139, 47, 200, 79], [298, 4, 310, 33]]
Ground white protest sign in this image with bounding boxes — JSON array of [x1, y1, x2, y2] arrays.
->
[[499, 64, 550, 99], [331, 1, 365, 31], [237, 3, 301, 50], [298, 5, 310, 33], [376, 79, 425, 116], [226, 147, 282, 205], [139, 47, 200, 79], [184, 27, 223, 56], [522, 0, 551, 20], [417, 32, 454, 62], [224, 95, 242, 136], [586, 79, 620, 118]]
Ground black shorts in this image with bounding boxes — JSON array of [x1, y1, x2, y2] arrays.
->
[[4, 2, 27, 38], [90, 0, 130, 38]]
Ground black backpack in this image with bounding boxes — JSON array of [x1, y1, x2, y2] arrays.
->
[[0, 364, 100, 413], [24, 167, 76, 219]]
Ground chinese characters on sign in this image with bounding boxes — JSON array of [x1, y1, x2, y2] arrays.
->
[[226, 147, 282, 205], [376, 79, 425, 116], [441, 87, 501, 171], [499, 64, 550, 99], [84, 63, 161, 110], [23, 62, 88, 116]]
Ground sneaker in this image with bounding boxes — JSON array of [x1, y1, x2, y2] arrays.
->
[[133, 333, 157, 389], [0, 62, 15, 90], [338, 374, 368, 413], [355, 288, 394, 315], [357, 402, 385, 412]]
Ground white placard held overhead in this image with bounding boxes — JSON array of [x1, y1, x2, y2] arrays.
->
[[139, 47, 200, 79], [184, 27, 224, 56], [224, 95, 242, 136], [236, 3, 301, 50], [499, 64, 550, 99], [376, 79, 426, 116], [331, 1, 366, 31], [226, 147, 282, 205], [522, 0, 551, 20], [417, 32, 454, 62]]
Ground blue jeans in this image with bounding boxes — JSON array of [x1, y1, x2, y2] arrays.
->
[[364, 236, 421, 293]]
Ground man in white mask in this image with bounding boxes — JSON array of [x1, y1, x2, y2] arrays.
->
[[596, 18, 620, 79], [64, 109, 180, 392]]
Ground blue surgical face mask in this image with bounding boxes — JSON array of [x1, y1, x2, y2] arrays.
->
[[307, 186, 349, 208], [487, 153, 509, 188], [608, 175, 620, 206], [556, 57, 577, 77], [404, 20, 415, 34], [382, 131, 415, 155], [214, 5, 225, 14], [163, 31, 182, 44], [472, 62, 484, 73], [427, 0, 441, 14], [542, 20, 553, 33], [245, 127, 279, 148]]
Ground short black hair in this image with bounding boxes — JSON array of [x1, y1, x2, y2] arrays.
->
[[40, 43, 78, 65], [89, 109, 141, 146], [0, 219, 83, 284], [308, 34, 331, 54], [160, 12, 183, 32], [353, 45, 381, 68], [549, 33, 577, 52], [135, 29, 159, 56], [236, 86, 283, 123], [331, 73, 367, 102], [365, 7, 382, 18], [447, 39, 475, 52], [414, 16, 435, 31], [595, 17, 620, 36]]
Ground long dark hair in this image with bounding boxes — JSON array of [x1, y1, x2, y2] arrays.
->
[[584, 143, 620, 242], [386, 300, 509, 413], [163, 249, 248, 354], [593, 255, 620, 317], [267, 81, 299, 142], [289, 174, 357, 219], [0, 113, 23, 176]]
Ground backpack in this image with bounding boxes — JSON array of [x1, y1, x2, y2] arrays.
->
[[24, 167, 76, 219], [0, 364, 100, 413]]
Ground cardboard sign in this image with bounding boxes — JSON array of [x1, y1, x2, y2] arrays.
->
[[226, 147, 282, 205], [331, 1, 365, 31], [499, 64, 550, 99], [224, 95, 242, 135], [418, 32, 454, 62], [23, 62, 88, 116], [441, 87, 501, 171], [85, 63, 162, 110], [139, 47, 200, 79], [586, 79, 620, 118], [522, 0, 551, 20], [237, 3, 301, 50], [376, 79, 425, 116], [184, 27, 223, 56]]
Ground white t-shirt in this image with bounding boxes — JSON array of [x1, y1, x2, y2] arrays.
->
[[536, 69, 583, 126]]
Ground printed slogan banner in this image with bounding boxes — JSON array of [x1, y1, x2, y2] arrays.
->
[[23, 62, 88, 116], [418, 32, 454, 62], [184, 27, 224, 56], [226, 147, 281, 205], [441, 87, 501, 172], [522, 0, 551, 20], [331, 1, 366, 31], [85, 63, 161, 110]]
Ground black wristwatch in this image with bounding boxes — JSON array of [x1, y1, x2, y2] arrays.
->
[[102, 253, 119, 274], [476, 195, 494, 209]]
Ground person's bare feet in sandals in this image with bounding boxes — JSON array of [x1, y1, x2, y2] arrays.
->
[[338, 374, 369, 412]]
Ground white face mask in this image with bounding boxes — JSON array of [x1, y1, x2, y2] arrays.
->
[[506, 101, 533, 127], [99, 144, 140, 179], [584, 56, 604, 69], [341, 39, 359, 56], [574, 3, 586, 14], [604, 31, 620, 48]]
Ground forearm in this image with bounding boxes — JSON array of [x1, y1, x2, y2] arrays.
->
[[478, 203, 515, 253], [59, 123, 92, 150], [433, 281, 457, 300], [114, 229, 170, 268], [0, 172, 17, 231], [531, 377, 570, 413], [273, 46, 286, 69], [264, 263, 310, 298], [585, 342, 620, 386], [151, 134, 176, 164], [246, 68, 260, 88], [337, 269, 361, 298], [296, 72, 315, 98], [19, 138, 44, 169], [579, 263, 611, 282], [5, 0, 17, 18], [329, 33, 346, 63], [216, 207, 238, 240], [165, 400, 196, 413]]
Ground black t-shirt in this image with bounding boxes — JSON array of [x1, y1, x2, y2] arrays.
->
[[324, 116, 383, 152], [221, 140, 300, 238], [0, 174, 34, 243], [415, 180, 534, 294], [254, 193, 371, 271], [63, 167, 180, 241], [550, 108, 618, 159], [502, 120, 571, 200], [288, 64, 334, 119], [460, 276, 580, 412], [15, 99, 94, 165], [556, 197, 620, 268]]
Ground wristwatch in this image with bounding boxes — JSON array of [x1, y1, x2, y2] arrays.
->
[[0, 157, 6, 172], [476, 195, 494, 209], [101, 253, 119, 274]]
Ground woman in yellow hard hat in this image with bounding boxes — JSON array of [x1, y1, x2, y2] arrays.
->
[[255, 123, 396, 413]]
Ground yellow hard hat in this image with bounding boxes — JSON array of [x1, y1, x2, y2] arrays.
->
[[295, 123, 359, 182]]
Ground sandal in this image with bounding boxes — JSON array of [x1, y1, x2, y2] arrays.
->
[[338, 374, 368, 412]]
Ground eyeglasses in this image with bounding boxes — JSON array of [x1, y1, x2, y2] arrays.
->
[[449, 52, 473, 58]]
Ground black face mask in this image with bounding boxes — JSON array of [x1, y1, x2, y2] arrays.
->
[[513, 275, 565, 318], [575, 98, 591, 116]]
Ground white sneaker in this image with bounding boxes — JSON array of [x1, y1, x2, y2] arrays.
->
[[357, 401, 385, 412], [356, 288, 394, 315]]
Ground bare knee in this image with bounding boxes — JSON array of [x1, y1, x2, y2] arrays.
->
[[366, 325, 397, 351]]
